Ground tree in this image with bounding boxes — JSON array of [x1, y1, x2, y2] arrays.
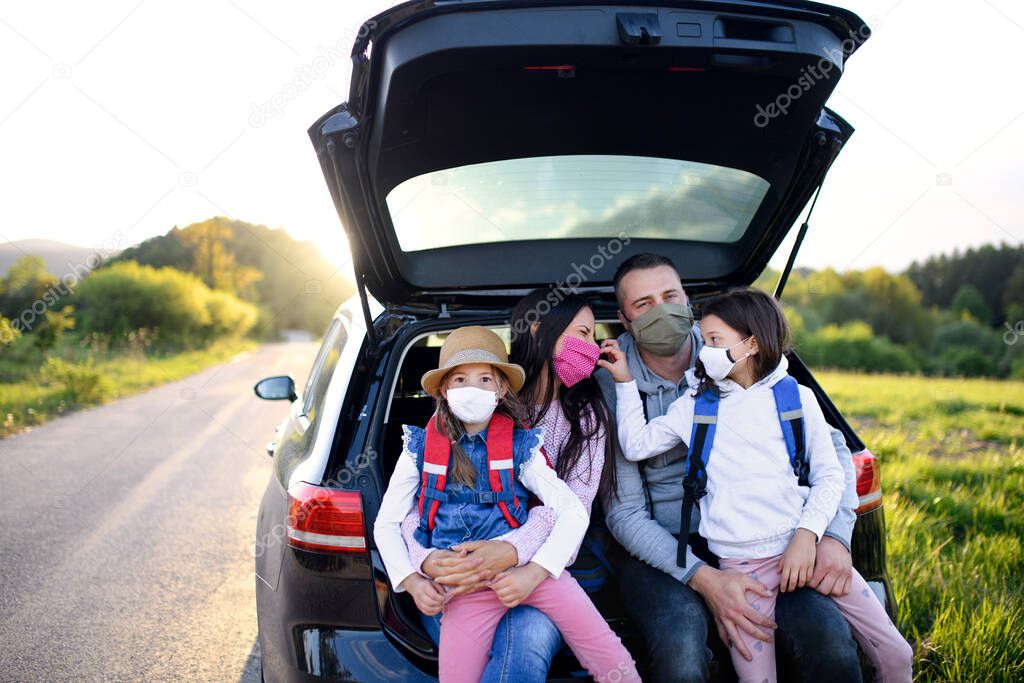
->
[[175, 218, 263, 296], [0, 255, 59, 322], [34, 305, 76, 352], [906, 243, 1022, 325], [1004, 265, 1024, 322], [950, 284, 992, 323], [102, 216, 355, 338]]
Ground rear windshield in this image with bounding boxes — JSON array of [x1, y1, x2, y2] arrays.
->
[[384, 154, 770, 252]]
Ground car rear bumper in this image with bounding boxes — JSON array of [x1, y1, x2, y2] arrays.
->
[[263, 626, 435, 683], [851, 506, 898, 620]]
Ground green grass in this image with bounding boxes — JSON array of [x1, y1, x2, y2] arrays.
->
[[0, 335, 257, 438], [816, 371, 1024, 682]]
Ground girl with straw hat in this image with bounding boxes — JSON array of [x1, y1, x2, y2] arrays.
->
[[374, 325, 640, 683]]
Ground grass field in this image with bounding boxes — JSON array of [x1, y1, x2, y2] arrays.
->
[[816, 371, 1024, 682], [0, 336, 257, 439]]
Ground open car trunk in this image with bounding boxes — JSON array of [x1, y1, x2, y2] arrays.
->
[[309, 0, 868, 312]]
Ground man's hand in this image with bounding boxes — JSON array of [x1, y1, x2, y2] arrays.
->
[[808, 535, 853, 597], [490, 562, 549, 608], [689, 565, 776, 662], [597, 339, 633, 383], [420, 540, 518, 596], [779, 528, 817, 593], [401, 573, 446, 616]]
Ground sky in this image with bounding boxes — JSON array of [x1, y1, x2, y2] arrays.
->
[[1, 0, 1022, 284]]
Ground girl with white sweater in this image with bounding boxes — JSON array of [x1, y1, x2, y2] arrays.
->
[[598, 287, 912, 683]]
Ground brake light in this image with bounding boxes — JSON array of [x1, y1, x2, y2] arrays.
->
[[852, 449, 882, 514], [522, 64, 575, 71], [287, 482, 367, 554], [668, 66, 706, 72]]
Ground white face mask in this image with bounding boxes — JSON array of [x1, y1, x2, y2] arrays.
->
[[445, 386, 499, 425], [698, 336, 752, 382]]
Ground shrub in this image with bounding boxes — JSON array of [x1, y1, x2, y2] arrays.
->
[[69, 261, 258, 349], [796, 321, 920, 373], [931, 320, 1002, 356], [933, 347, 996, 377], [33, 305, 76, 352], [0, 315, 21, 346], [1011, 356, 1024, 380], [204, 289, 259, 339], [39, 357, 114, 405]]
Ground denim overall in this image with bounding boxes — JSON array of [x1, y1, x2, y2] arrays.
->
[[404, 422, 540, 550]]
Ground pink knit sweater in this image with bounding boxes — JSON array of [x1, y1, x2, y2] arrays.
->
[[399, 401, 606, 573]]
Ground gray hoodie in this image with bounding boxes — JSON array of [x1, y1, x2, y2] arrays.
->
[[595, 325, 859, 584]]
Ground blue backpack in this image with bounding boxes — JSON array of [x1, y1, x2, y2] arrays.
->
[[675, 375, 809, 567]]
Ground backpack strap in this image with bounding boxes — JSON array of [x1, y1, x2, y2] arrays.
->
[[636, 391, 656, 519], [417, 412, 523, 542], [418, 415, 452, 540], [772, 376, 809, 487], [677, 389, 718, 567], [486, 412, 521, 529]]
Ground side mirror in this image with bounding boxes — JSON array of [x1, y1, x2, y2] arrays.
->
[[254, 375, 297, 402]]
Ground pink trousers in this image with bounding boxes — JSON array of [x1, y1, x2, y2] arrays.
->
[[719, 554, 914, 683], [438, 571, 641, 683]]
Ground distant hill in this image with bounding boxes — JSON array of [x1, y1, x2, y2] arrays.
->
[[108, 217, 355, 338], [0, 239, 119, 280]]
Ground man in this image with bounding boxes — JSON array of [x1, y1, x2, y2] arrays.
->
[[594, 253, 863, 682]]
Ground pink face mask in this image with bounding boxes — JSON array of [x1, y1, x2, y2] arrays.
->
[[553, 335, 602, 388]]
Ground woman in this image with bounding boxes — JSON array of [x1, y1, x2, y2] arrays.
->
[[398, 288, 619, 682]]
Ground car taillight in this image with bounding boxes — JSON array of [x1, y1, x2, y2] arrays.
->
[[286, 482, 367, 554], [852, 449, 882, 514], [522, 64, 575, 71]]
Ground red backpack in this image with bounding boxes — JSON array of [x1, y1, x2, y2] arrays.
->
[[415, 412, 551, 541]]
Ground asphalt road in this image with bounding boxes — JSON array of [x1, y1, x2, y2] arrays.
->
[[0, 341, 320, 682]]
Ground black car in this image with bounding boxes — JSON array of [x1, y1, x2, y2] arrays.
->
[[252, 1, 894, 680]]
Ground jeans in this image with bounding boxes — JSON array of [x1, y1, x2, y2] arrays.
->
[[421, 603, 564, 683], [616, 553, 862, 682]]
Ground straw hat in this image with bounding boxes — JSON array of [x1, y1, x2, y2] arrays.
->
[[421, 326, 526, 397]]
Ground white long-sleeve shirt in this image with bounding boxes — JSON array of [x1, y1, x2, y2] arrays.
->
[[373, 426, 590, 592], [615, 357, 845, 559]]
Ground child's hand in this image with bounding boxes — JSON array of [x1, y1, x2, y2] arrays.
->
[[597, 339, 633, 383], [401, 573, 446, 615], [490, 562, 549, 608], [779, 528, 817, 592]]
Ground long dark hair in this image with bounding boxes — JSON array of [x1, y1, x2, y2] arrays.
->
[[435, 366, 527, 487], [510, 288, 618, 506], [694, 287, 792, 397]]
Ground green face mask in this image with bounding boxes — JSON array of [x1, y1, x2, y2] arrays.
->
[[625, 302, 695, 357]]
